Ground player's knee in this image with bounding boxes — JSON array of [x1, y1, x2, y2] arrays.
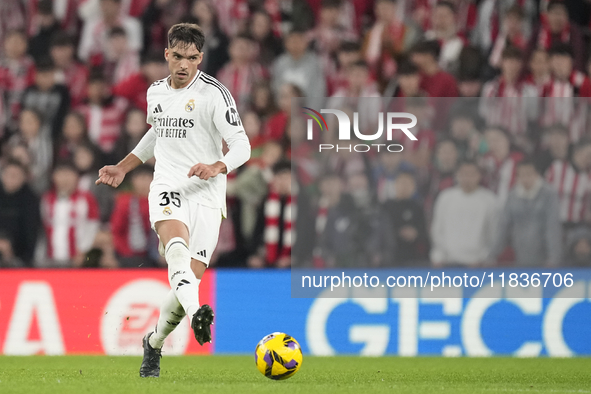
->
[[191, 259, 207, 279]]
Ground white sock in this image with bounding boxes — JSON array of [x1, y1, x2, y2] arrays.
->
[[165, 237, 200, 319], [149, 290, 185, 349]]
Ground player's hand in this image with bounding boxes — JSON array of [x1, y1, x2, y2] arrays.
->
[[95, 165, 126, 188], [188, 162, 227, 181]]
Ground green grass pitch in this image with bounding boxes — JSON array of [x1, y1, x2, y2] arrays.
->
[[0, 356, 589, 394]]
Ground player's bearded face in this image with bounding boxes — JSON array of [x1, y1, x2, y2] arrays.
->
[[165, 44, 203, 88]]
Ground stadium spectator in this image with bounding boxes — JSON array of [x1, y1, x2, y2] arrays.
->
[[0, 29, 35, 130], [410, 40, 459, 97], [0, 2, 26, 56], [481, 126, 523, 204], [186, 0, 229, 78], [111, 51, 168, 112], [40, 161, 100, 267], [384, 60, 425, 99], [0, 232, 24, 267], [27, 0, 61, 64], [102, 27, 140, 85], [21, 58, 70, 140], [448, 111, 483, 161], [319, 171, 383, 267], [325, 40, 362, 95], [565, 226, 591, 267], [311, 0, 357, 66], [241, 111, 266, 156], [141, 0, 188, 57], [272, 28, 326, 109], [530, 0, 585, 72], [77, 71, 127, 159], [491, 160, 562, 267], [0, 159, 40, 266], [249, 80, 278, 122], [248, 10, 283, 69], [263, 83, 302, 145], [525, 48, 551, 94], [217, 34, 266, 112], [472, 0, 535, 56], [395, 97, 436, 170], [263, 0, 315, 37], [114, 107, 150, 163], [56, 111, 91, 162], [480, 47, 538, 146], [78, 0, 143, 63], [425, 1, 465, 74], [110, 164, 155, 267], [50, 33, 89, 108], [248, 160, 294, 268], [488, 5, 528, 70], [545, 139, 591, 226], [73, 143, 114, 223], [228, 141, 283, 252], [430, 161, 498, 267], [536, 124, 570, 175], [424, 139, 459, 221], [382, 171, 428, 265], [540, 44, 591, 143], [363, 0, 418, 87], [8, 108, 52, 194]]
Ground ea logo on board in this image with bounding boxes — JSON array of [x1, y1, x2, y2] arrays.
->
[[225, 107, 242, 126], [100, 279, 189, 355]]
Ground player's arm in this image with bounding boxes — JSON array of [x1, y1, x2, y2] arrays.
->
[[96, 126, 157, 187], [188, 90, 251, 180]]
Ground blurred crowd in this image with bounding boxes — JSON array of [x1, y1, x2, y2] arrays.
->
[[1, 0, 591, 268]]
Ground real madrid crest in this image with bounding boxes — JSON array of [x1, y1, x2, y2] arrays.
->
[[185, 99, 195, 112], [163, 207, 172, 216]]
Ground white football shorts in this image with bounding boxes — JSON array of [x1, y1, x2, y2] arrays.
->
[[148, 182, 222, 266]]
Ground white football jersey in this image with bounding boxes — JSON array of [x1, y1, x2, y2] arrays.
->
[[138, 70, 250, 216]]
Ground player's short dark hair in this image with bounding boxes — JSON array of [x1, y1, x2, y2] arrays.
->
[[109, 26, 127, 38], [338, 40, 361, 53], [411, 40, 441, 59], [501, 46, 523, 60], [548, 43, 574, 58], [287, 26, 309, 36], [168, 23, 205, 51], [50, 31, 75, 48], [436, 1, 456, 13], [272, 160, 292, 175], [397, 59, 419, 75]]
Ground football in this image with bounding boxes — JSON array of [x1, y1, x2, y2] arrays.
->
[[254, 332, 303, 380]]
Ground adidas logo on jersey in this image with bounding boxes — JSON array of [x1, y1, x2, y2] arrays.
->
[[196, 250, 207, 258], [153, 103, 163, 114]]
